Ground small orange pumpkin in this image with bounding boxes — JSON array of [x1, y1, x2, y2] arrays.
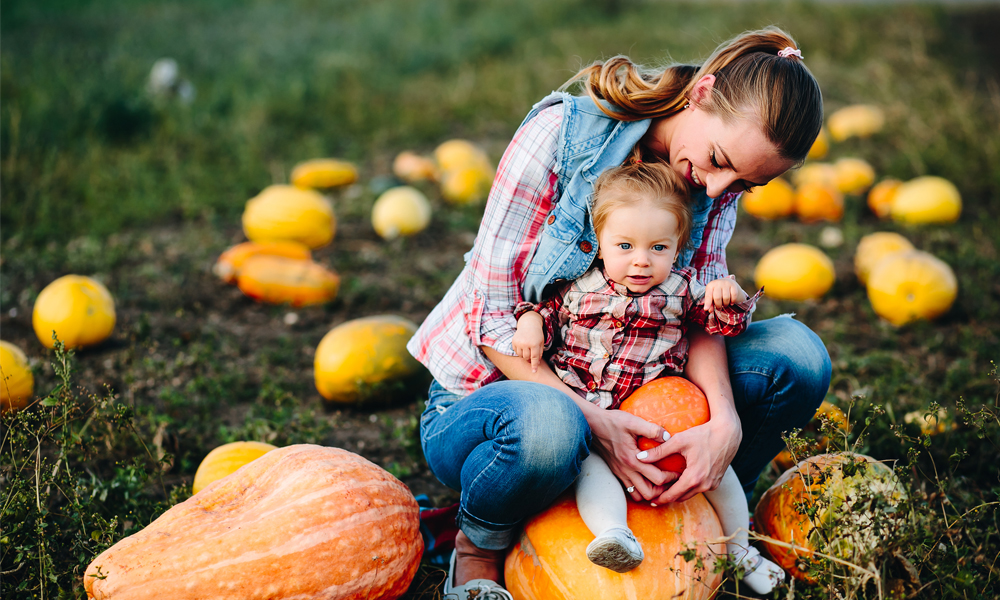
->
[[236, 256, 340, 307], [213, 240, 312, 284], [505, 492, 723, 600], [618, 377, 710, 473]]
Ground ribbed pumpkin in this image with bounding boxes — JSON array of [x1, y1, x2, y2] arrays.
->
[[853, 232, 914, 285], [242, 185, 336, 249], [741, 177, 795, 220], [433, 139, 491, 173], [290, 158, 358, 189], [890, 176, 962, 224], [794, 182, 844, 223], [833, 158, 875, 195], [754, 244, 835, 301], [754, 453, 906, 582], [618, 377, 710, 473], [867, 178, 903, 218], [866, 250, 957, 326], [191, 441, 278, 494], [827, 104, 885, 141], [772, 401, 849, 472], [213, 240, 312, 284], [84, 445, 423, 600], [392, 151, 439, 183], [371, 186, 432, 240], [314, 315, 424, 404], [236, 256, 340, 307], [32, 275, 116, 349], [440, 165, 493, 205], [505, 492, 724, 600], [0, 340, 34, 412]]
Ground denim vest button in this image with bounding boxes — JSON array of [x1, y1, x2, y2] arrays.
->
[[579, 241, 593, 253], [547, 214, 556, 225]]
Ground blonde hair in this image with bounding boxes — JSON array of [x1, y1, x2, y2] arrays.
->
[[592, 157, 693, 250], [565, 27, 822, 163]]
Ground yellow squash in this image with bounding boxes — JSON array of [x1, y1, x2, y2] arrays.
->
[[754, 244, 835, 301], [827, 104, 885, 141], [890, 176, 962, 224], [440, 165, 493, 205], [242, 184, 336, 249], [290, 158, 358, 189], [433, 139, 491, 173], [314, 315, 423, 404], [371, 186, 432, 240], [236, 256, 340, 307], [806, 127, 829, 160], [392, 151, 439, 183], [741, 177, 795, 220], [0, 340, 34, 412], [833, 157, 875, 194], [866, 249, 957, 326], [853, 231, 914, 285], [32, 275, 116, 349], [192, 441, 278, 494]]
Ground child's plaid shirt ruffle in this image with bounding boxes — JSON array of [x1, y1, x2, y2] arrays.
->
[[515, 266, 762, 409], [406, 104, 741, 396]]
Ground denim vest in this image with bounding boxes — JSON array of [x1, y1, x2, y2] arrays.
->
[[520, 92, 717, 303]]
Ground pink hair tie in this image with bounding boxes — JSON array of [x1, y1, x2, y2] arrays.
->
[[778, 47, 803, 60]]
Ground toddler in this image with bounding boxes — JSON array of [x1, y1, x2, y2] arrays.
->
[[511, 159, 784, 594]]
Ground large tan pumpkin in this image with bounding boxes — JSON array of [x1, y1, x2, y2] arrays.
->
[[314, 315, 423, 404], [754, 452, 906, 583], [505, 493, 724, 600], [84, 445, 423, 600]]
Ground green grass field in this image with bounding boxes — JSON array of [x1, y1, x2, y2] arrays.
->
[[2, 1, 999, 598]]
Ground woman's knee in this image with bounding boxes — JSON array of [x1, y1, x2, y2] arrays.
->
[[493, 381, 591, 475], [732, 316, 831, 401]]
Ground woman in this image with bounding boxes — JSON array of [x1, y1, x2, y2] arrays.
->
[[407, 27, 832, 598]]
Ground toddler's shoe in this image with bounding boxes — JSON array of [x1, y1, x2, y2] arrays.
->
[[586, 527, 644, 573], [736, 545, 786, 595]]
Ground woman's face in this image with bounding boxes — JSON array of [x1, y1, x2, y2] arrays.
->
[[645, 77, 796, 198]]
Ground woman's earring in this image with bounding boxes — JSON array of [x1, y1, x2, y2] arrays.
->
[[684, 103, 690, 109]]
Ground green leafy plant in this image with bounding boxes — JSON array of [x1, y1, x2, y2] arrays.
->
[[1, 340, 179, 598]]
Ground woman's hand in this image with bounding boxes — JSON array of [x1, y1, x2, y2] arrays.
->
[[636, 414, 741, 503], [586, 409, 680, 502]]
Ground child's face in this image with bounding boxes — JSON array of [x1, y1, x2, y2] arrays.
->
[[596, 197, 680, 294]]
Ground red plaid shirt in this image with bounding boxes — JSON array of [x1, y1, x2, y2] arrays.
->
[[515, 266, 761, 409], [406, 105, 742, 395]]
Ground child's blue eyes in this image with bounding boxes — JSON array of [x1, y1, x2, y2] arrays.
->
[[618, 243, 632, 250], [653, 244, 666, 251], [616, 243, 669, 251]]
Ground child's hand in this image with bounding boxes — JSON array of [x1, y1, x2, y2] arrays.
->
[[703, 275, 748, 311], [512, 311, 545, 372]]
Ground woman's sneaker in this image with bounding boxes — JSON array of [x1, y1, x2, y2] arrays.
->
[[586, 527, 644, 573]]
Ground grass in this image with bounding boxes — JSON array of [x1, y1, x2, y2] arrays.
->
[[2, 0, 999, 598]]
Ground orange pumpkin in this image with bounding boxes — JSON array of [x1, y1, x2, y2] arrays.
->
[[84, 445, 423, 600], [212, 240, 312, 284], [236, 255, 340, 307], [505, 492, 723, 600], [771, 401, 849, 472], [754, 452, 906, 582], [618, 377, 710, 473]]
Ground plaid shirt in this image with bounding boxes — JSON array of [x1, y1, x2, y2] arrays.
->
[[514, 266, 761, 409], [406, 105, 741, 396]]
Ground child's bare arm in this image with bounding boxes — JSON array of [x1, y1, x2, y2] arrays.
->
[[703, 275, 749, 311], [511, 311, 545, 372]]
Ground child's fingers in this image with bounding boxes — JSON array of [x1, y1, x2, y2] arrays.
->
[[530, 347, 540, 373]]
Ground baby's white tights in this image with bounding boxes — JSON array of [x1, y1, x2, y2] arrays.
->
[[575, 453, 786, 593]]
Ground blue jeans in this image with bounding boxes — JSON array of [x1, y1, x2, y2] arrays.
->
[[419, 315, 831, 550]]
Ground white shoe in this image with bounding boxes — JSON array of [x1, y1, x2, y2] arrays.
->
[[736, 546, 786, 595], [586, 527, 644, 573]]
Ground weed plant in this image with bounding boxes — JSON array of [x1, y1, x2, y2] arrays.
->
[[1, 341, 181, 599]]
